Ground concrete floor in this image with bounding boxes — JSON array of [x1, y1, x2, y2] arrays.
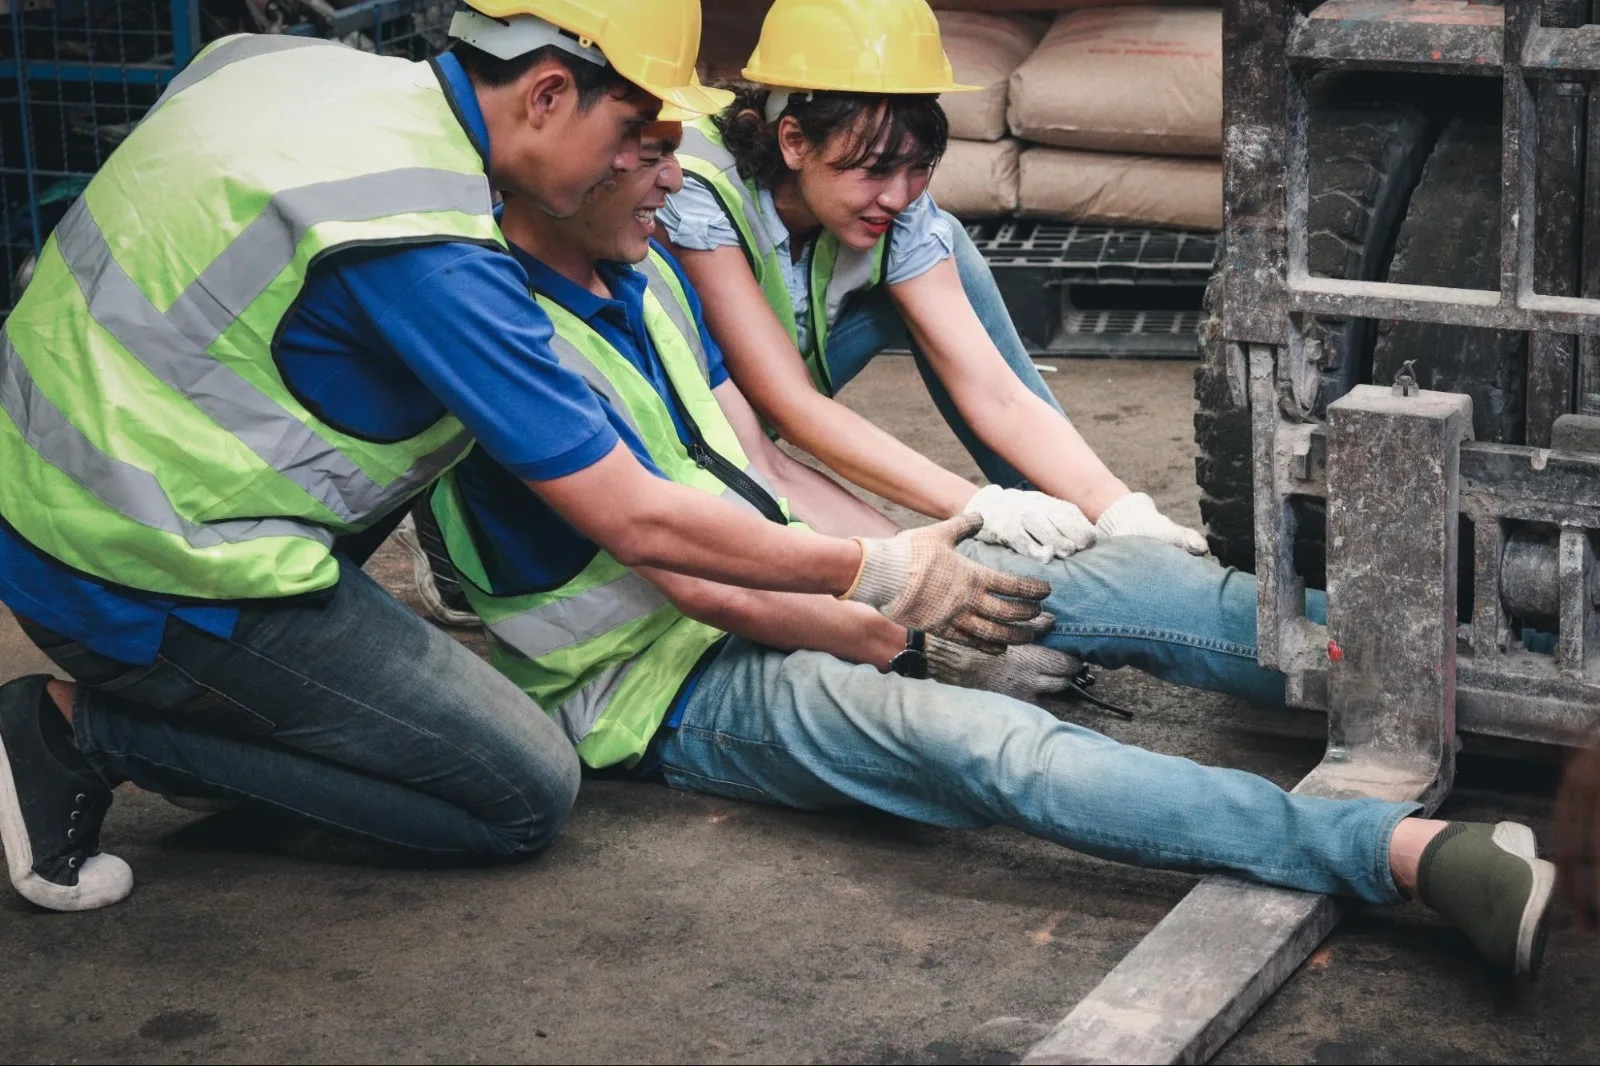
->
[[1, 358, 1596, 1064]]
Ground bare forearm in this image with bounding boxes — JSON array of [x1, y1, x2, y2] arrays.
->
[[965, 391, 1130, 521], [767, 451, 901, 538], [639, 567, 906, 668], [774, 393, 974, 519], [713, 379, 901, 538], [528, 444, 863, 594], [679, 244, 974, 520], [896, 261, 1131, 519]]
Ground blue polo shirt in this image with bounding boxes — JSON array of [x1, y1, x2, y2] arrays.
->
[[450, 239, 727, 597], [448, 241, 729, 736], [0, 52, 619, 664]]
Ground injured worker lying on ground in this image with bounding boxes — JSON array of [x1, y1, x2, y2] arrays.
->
[[424, 121, 1558, 977]]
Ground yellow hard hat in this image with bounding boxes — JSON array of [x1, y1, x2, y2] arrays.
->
[[451, 0, 729, 117], [659, 74, 734, 123], [743, 0, 980, 95]]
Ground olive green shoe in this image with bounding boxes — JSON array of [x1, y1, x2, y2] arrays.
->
[[1417, 821, 1555, 977]]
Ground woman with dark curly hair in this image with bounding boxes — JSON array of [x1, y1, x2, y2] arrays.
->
[[662, 0, 1208, 564]]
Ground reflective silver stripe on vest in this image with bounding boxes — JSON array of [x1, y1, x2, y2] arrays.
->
[[165, 167, 492, 346], [551, 658, 640, 745], [489, 568, 669, 661], [824, 245, 881, 339], [678, 126, 777, 266], [149, 34, 337, 119], [0, 331, 333, 550], [636, 257, 709, 383], [52, 179, 482, 527], [547, 305, 757, 510], [546, 332, 647, 443]]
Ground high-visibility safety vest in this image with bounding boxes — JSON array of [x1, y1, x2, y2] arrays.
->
[[431, 250, 795, 769], [0, 34, 502, 601], [676, 116, 888, 397]]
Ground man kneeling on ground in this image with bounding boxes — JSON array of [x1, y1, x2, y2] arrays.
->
[[428, 121, 1558, 976]]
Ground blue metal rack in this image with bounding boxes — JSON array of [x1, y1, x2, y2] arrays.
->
[[2, 1, 200, 315]]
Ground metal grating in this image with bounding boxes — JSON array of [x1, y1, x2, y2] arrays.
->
[[965, 219, 1217, 285], [1050, 308, 1203, 358], [2, 0, 198, 317], [284, 0, 455, 60]]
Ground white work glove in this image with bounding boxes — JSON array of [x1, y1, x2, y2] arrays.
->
[[1094, 492, 1208, 555], [843, 514, 1053, 653], [963, 484, 1097, 563], [926, 634, 1083, 705]]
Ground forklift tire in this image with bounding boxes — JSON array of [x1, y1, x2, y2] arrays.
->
[[1194, 93, 1436, 584], [1371, 116, 1528, 444]]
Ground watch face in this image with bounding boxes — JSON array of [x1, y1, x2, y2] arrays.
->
[[891, 649, 928, 680]]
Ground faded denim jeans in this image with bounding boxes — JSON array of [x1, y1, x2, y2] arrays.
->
[[18, 558, 580, 859], [659, 538, 1414, 903]]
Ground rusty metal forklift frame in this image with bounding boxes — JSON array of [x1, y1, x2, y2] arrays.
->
[[1233, 0, 1600, 750], [1023, 2, 1600, 1062]]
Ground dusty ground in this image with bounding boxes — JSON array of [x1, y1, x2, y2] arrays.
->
[[1, 358, 1595, 1065]]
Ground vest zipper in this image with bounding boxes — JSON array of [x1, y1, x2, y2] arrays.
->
[[664, 380, 787, 525]]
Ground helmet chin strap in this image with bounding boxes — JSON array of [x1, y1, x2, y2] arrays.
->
[[447, 8, 609, 67], [763, 89, 814, 124]]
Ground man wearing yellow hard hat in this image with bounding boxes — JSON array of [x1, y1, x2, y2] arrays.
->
[[0, 0, 1051, 912]]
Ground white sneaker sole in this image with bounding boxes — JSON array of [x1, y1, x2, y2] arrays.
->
[[0, 719, 132, 912], [395, 516, 481, 629], [1493, 821, 1555, 977]]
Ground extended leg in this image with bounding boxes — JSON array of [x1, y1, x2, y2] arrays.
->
[[961, 537, 1325, 706], [660, 638, 1408, 902]]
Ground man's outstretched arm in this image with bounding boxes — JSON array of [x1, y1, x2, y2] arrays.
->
[[527, 442, 1052, 651]]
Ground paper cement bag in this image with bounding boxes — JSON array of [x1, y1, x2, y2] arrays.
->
[[1008, 7, 1222, 157], [936, 11, 1048, 142], [1018, 147, 1222, 230], [931, 139, 1021, 220]]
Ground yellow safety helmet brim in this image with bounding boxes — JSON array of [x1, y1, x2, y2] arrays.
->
[[741, 0, 982, 96], [457, 0, 722, 115], [659, 75, 735, 122]]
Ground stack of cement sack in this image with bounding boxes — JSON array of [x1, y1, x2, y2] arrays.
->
[[925, 11, 1047, 219], [931, 3, 1223, 230]]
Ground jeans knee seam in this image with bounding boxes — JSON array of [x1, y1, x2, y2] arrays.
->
[[203, 635, 546, 830], [93, 744, 524, 856], [1050, 623, 1258, 659]]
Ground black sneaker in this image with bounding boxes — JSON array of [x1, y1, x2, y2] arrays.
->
[[0, 675, 131, 911]]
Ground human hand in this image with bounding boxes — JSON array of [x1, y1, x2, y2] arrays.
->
[[843, 514, 1053, 653], [964, 484, 1097, 563], [1094, 492, 1208, 555]]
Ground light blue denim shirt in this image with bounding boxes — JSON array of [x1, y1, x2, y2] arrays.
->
[[659, 182, 954, 355]]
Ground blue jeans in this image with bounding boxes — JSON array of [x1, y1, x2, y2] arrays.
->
[[16, 559, 579, 859], [825, 212, 1063, 490], [660, 539, 1414, 903], [961, 538, 1327, 707]]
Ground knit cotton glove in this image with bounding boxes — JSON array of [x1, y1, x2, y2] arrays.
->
[[842, 514, 1053, 653], [926, 634, 1083, 704], [964, 484, 1097, 563], [1094, 492, 1208, 555]]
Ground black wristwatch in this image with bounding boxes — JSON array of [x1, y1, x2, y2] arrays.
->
[[888, 628, 928, 679]]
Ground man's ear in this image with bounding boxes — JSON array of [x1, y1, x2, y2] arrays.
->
[[522, 62, 575, 131]]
